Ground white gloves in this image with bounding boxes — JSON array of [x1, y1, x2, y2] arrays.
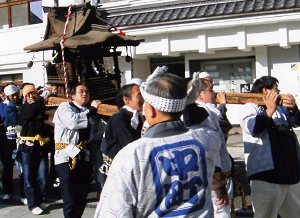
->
[[145, 66, 168, 83], [186, 72, 202, 105]]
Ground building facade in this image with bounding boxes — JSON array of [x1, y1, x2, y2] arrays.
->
[[1, 0, 300, 124], [98, 0, 300, 123]]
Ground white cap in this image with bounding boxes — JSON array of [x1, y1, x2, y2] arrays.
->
[[198, 71, 211, 79], [130, 78, 143, 86], [4, 84, 19, 96]]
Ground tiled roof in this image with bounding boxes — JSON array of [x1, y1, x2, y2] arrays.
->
[[99, 0, 300, 28]]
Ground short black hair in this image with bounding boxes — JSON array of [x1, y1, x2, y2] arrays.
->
[[251, 76, 279, 93], [20, 82, 34, 89], [70, 82, 88, 95], [116, 84, 138, 108]]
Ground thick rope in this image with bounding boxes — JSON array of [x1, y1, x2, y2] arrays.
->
[[60, 4, 74, 98]]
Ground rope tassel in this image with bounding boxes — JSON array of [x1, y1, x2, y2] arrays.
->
[[60, 4, 74, 98]]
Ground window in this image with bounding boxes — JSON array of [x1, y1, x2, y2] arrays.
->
[[0, 74, 23, 87], [150, 57, 185, 78], [0, 0, 42, 29], [190, 57, 255, 93]]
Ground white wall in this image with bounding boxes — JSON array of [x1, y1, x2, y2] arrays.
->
[[0, 23, 53, 87], [0, 24, 45, 64], [130, 18, 300, 58], [255, 47, 269, 79], [118, 56, 149, 86], [268, 45, 300, 104], [42, 0, 90, 7], [132, 59, 150, 81]]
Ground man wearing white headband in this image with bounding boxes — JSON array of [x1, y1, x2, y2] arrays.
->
[[95, 72, 220, 218], [189, 76, 233, 218], [199, 71, 213, 90]]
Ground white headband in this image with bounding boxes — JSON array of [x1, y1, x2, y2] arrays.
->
[[141, 83, 186, 112], [198, 71, 211, 79]]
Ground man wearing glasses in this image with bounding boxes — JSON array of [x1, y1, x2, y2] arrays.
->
[[53, 83, 101, 218]]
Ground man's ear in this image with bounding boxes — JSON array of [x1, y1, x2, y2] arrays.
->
[[123, 96, 129, 105], [144, 102, 156, 119], [262, 88, 267, 94], [198, 91, 204, 101], [149, 104, 157, 118]]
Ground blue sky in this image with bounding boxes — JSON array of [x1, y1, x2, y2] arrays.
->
[[31, 1, 43, 20]]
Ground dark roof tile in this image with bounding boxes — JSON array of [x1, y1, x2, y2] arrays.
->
[[178, 7, 191, 19], [169, 8, 182, 20], [205, 4, 217, 16], [274, 0, 282, 9], [224, 2, 235, 14], [143, 11, 156, 24], [265, 0, 275, 10], [186, 6, 200, 18], [197, 5, 208, 17], [114, 15, 124, 26], [253, 0, 264, 11], [121, 14, 132, 26], [135, 12, 148, 24], [286, 0, 296, 8], [153, 10, 164, 22], [161, 9, 173, 21], [215, 3, 226, 15], [244, 0, 255, 12], [234, 1, 245, 13], [128, 13, 140, 25]]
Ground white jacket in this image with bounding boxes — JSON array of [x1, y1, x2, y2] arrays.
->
[[95, 120, 219, 218]]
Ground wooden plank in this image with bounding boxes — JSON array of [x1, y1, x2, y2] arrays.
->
[[97, 103, 119, 117], [216, 93, 266, 105], [46, 97, 119, 116], [216, 92, 293, 108]]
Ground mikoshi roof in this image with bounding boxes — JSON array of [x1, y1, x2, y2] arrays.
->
[[24, 3, 144, 52]]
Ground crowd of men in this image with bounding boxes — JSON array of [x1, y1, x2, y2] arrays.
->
[[0, 67, 300, 218]]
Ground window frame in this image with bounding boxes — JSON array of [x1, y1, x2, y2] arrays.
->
[[0, 0, 41, 28]]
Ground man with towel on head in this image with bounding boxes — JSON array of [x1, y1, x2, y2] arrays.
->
[[95, 68, 222, 218]]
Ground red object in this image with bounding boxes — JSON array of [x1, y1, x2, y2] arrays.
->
[[118, 30, 126, 36]]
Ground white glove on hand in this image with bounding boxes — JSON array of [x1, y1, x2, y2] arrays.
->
[[146, 66, 168, 83], [186, 72, 202, 105]]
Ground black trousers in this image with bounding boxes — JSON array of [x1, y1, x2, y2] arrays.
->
[[2, 139, 16, 194], [55, 160, 92, 218]]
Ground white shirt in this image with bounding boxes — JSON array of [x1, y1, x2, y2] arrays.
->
[[53, 101, 89, 165]]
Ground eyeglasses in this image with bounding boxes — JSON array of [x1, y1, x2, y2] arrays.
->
[[76, 89, 90, 94]]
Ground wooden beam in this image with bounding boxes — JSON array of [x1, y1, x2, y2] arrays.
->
[[46, 97, 119, 116], [0, 0, 29, 8], [216, 92, 293, 108]]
